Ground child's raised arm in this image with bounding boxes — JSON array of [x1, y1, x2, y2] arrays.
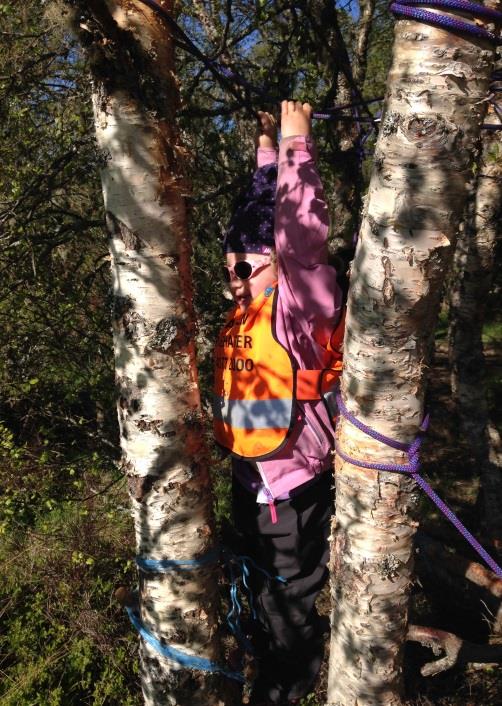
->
[[256, 111, 277, 150], [276, 100, 325, 267], [256, 111, 278, 168], [275, 101, 342, 348]]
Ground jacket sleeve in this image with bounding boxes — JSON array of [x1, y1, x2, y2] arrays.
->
[[275, 135, 342, 350], [257, 146, 278, 168]]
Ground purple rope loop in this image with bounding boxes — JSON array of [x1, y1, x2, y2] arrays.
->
[[335, 393, 502, 578], [390, 0, 502, 44]]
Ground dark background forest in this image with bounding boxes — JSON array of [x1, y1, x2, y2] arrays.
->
[[0, 1, 500, 704]]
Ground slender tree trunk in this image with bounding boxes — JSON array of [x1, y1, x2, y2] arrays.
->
[[353, 0, 376, 85], [448, 106, 502, 551], [63, 2, 230, 704], [330, 0, 375, 247], [327, 8, 500, 705]]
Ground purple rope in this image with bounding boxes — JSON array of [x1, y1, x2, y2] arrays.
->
[[490, 97, 502, 123], [335, 393, 502, 578], [137, 0, 383, 123], [138, 0, 502, 126], [396, 0, 502, 22], [390, 0, 502, 44]]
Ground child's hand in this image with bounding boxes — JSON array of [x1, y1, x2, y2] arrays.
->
[[255, 111, 278, 149], [280, 100, 312, 139]]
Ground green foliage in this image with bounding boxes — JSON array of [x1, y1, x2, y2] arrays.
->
[[0, 0, 115, 448], [485, 140, 501, 164], [0, 422, 139, 705], [0, 3, 138, 703], [482, 317, 502, 345], [299, 695, 321, 706], [363, 0, 394, 98]]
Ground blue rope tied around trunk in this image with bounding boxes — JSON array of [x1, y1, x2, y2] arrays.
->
[[124, 548, 287, 680], [125, 601, 245, 682]]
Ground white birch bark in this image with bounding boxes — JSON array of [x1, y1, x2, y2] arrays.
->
[[327, 7, 500, 705], [62, 2, 231, 704]]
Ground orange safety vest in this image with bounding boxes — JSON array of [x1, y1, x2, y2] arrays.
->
[[213, 284, 344, 460]]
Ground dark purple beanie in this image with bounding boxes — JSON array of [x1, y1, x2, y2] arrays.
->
[[222, 163, 277, 254]]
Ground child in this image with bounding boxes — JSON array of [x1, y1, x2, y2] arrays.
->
[[214, 101, 344, 705]]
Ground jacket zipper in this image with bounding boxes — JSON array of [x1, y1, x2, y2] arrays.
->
[[256, 461, 278, 525]]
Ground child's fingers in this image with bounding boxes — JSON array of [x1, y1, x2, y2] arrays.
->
[[265, 112, 276, 126], [257, 111, 276, 131], [282, 100, 312, 114]]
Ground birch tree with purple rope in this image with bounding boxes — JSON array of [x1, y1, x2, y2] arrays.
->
[[327, 2, 502, 705]]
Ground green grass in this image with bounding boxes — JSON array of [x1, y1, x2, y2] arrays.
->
[[482, 317, 502, 345]]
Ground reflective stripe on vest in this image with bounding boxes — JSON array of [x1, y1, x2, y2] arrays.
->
[[213, 285, 344, 459], [213, 285, 294, 459]]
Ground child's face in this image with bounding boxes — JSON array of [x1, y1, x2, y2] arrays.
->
[[225, 252, 277, 311]]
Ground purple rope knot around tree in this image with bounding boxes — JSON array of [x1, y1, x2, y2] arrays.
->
[[334, 392, 429, 473], [334, 393, 502, 578], [390, 0, 502, 44]]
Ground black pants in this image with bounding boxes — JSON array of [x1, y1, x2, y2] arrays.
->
[[232, 471, 333, 704]]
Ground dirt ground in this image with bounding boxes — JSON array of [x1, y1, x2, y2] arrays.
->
[[313, 342, 502, 706]]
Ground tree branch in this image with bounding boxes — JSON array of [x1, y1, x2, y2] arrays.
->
[[407, 624, 502, 676], [416, 532, 502, 600]]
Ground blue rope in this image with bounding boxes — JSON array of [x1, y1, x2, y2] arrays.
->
[[226, 551, 288, 620], [225, 559, 255, 654], [223, 552, 287, 654], [128, 547, 287, 676], [125, 605, 245, 682], [136, 548, 220, 572]]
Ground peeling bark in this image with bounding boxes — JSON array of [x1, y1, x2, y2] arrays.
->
[[327, 8, 500, 705], [63, 2, 231, 704]]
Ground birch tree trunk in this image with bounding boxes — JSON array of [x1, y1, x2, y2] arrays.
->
[[62, 2, 229, 704], [327, 7, 500, 705], [448, 106, 502, 552]]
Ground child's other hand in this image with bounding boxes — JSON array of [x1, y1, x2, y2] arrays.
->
[[256, 111, 278, 149], [280, 100, 312, 139]]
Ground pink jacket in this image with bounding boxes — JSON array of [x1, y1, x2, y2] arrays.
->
[[232, 135, 343, 499]]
